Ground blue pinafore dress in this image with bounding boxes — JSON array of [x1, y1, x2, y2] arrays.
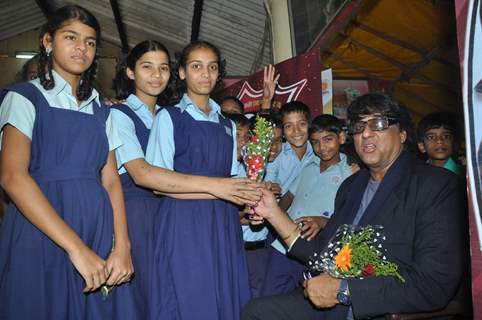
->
[[110, 104, 162, 319], [0, 83, 115, 319], [155, 107, 250, 320]]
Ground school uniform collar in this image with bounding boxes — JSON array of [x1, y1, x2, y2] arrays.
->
[[126, 94, 160, 113], [309, 153, 348, 171], [178, 93, 226, 119], [282, 141, 314, 158], [50, 70, 99, 108]]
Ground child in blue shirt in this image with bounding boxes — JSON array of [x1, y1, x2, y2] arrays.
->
[[145, 41, 253, 320], [417, 112, 464, 175], [262, 114, 355, 296], [110, 40, 261, 319], [0, 6, 133, 319], [264, 101, 315, 196]]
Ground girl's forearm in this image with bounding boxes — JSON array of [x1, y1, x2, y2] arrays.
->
[[102, 154, 130, 249], [154, 191, 216, 199], [127, 158, 216, 194]]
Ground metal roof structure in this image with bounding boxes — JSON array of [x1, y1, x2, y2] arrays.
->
[[0, 0, 273, 76], [312, 0, 462, 120]]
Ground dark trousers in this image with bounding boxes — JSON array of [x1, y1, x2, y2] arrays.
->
[[241, 287, 323, 320], [261, 248, 306, 296], [245, 245, 271, 298]]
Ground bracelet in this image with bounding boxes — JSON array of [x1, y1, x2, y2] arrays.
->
[[281, 224, 300, 241]]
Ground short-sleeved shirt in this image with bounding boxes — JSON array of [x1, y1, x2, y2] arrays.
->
[[264, 141, 315, 196], [0, 70, 121, 151], [111, 94, 160, 174], [236, 161, 269, 242], [271, 153, 353, 254], [145, 94, 238, 176]]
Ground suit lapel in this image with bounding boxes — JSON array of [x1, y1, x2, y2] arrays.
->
[[336, 169, 370, 225]]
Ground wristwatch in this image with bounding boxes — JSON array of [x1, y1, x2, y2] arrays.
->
[[336, 279, 351, 305]]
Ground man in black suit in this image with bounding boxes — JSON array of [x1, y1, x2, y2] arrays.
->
[[242, 93, 465, 320]]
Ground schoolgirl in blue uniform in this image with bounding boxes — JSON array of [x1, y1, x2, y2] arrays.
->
[[0, 5, 133, 319], [110, 40, 260, 319], [145, 41, 251, 320]]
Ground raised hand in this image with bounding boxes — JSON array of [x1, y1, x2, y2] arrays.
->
[[261, 64, 280, 110]]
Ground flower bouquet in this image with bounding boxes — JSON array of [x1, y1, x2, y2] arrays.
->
[[242, 115, 274, 182], [306, 224, 405, 282]]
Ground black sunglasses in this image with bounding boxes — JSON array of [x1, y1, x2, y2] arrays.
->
[[348, 117, 399, 135]]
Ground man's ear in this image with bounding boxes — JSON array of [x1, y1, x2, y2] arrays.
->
[[417, 142, 426, 154], [399, 129, 407, 144]]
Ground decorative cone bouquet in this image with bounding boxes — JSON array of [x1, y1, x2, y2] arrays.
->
[[242, 115, 274, 182], [307, 224, 405, 282]]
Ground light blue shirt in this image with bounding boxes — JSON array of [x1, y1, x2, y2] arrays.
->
[[272, 153, 353, 254], [111, 94, 160, 174], [146, 94, 238, 175], [264, 141, 315, 195], [0, 70, 121, 151], [237, 162, 268, 242]]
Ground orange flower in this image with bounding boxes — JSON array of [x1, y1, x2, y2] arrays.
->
[[334, 245, 352, 272]]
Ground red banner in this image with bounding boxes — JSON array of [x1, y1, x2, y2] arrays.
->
[[221, 49, 322, 116]]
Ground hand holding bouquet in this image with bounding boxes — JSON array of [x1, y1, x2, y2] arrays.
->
[[307, 224, 405, 282]]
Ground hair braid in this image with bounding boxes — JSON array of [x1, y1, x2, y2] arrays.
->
[[38, 49, 55, 90], [77, 57, 98, 101]]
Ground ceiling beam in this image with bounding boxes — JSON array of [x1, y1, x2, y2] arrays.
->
[[190, 0, 204, 42], [353, 22, 458, 69], [109, 0, 129, 54], [398, 46, 441, 83], [310, 0, 368, 52], [325, 50, 388, 81], [395, 85, 453, 113], [347, 36, 461, 97], [327, 51, 424, 117]]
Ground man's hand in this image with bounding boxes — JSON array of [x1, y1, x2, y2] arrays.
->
[[249, 187, 282, 225], [303, 273, 340, 308]]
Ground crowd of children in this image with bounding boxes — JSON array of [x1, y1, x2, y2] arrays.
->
[[0, 4, 467, 320]]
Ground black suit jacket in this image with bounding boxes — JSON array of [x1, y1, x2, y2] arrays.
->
[[290, 152, 464, 319]]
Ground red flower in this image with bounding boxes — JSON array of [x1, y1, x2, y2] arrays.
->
[[362, 264, 375, 277], [251, 135, 259, 144], [245, 155, 265, 181]]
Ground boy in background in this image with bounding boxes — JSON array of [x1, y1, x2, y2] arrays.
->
[[221, 96, 244, 115], [417, 112, 464, 175], [264, 101, 315, 196], [263, 114, 355, 296]]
